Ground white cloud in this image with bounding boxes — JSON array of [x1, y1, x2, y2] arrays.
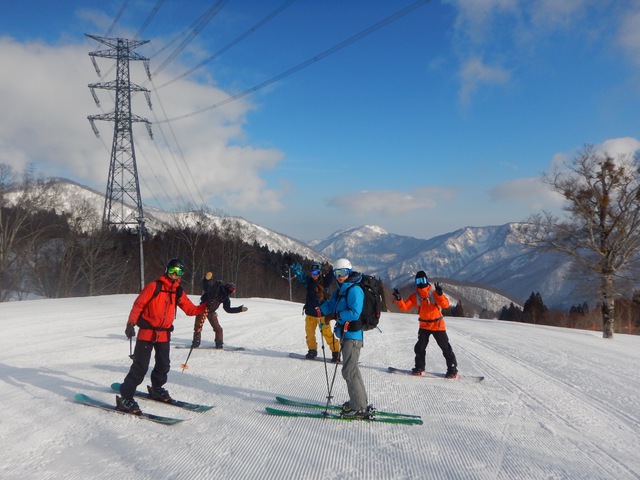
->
[[0, 36, 286, 213], [327, 187, 456, 216], [596, 137, 640, 156], [445, 0, 639, 103], [617, 7, 640, 65], [490, 135, 640, 211], [459, 57, 510, 104], [490, 177, 564, 210]]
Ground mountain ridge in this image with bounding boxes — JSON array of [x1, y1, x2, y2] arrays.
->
[[8, 179, 591, 310]]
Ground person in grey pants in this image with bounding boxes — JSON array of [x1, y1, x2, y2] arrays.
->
[[318, 258, 369, 417]]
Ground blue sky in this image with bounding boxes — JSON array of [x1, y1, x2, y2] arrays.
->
[[1, 1, 639, 242]]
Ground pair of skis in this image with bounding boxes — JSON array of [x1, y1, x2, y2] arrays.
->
[[75, 383, 214, 425], [266, 397, 423, 425]]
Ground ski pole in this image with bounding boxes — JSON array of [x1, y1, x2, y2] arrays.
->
[[315, 307, 332, 403], [319, 322, 333, 404], [325, 338, 341, 412], [181, 345, 194, 372]]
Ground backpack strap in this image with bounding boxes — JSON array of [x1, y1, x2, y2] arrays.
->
[[337, 283, 363, 332], [137, 280, 182, 331], [416, 286, 443, 322]]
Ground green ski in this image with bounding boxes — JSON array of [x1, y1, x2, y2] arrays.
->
[[275, 396, 421, 419], [75, 393, 185, 425], [266, 406, 422, 425]]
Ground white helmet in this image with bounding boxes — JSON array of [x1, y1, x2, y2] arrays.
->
[[333, 258, 352, 270]]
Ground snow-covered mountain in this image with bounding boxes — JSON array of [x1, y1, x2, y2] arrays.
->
[[8, 179, 330, 264], [312, 225, 588, 309], [8, 180, 597, 309]]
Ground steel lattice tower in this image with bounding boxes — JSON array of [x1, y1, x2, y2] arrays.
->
[[86, 34, 153, 289]]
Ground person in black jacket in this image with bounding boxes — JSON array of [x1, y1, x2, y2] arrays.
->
[[191, 272, 247, 349], [291, 262, 340, 362]]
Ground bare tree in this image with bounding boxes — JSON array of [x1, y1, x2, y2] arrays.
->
[[0, 167, 60, 300], [519, 145, 640, 338], [169, 208, 215, 293]]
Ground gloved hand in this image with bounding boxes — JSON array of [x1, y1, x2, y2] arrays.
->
[[125, 323, 135, 339], [241, 305, 248, 312], [290, 263, 303, 277], [392, 288, 401, 301], [315, 307, 322, 318], [435, 282, 443, 296], [334, 325, 342, 338]]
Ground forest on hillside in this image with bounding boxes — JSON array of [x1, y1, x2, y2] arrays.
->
[[2, 171, 639, 335]]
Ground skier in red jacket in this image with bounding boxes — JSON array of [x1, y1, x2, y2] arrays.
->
[[116, 258, 207, 414]]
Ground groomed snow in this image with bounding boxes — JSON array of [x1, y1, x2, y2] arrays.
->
[[1, 294, 639, 479]]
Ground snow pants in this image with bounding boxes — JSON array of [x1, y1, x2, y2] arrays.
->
[[414, 329, 457, 373], [194, 311, 223, 343], [120, 340, 170, 399], [305, 315, 339, 353], [341, 339, 368, 411]]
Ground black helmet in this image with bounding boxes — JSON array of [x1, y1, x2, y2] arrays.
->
[[166, 258, 186, 276]]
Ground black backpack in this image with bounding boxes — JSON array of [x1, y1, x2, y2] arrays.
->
[[343, 274, 383, 332]]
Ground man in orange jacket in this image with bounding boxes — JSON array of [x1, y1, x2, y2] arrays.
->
[[116, 258, 208, 413], [394, 270, 459, 378]]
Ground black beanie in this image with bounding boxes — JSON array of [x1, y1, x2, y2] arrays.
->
[[415, 270, 427, 280]]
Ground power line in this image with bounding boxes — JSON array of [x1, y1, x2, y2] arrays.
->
[[155, 0, 297, 90], [105, 0, 131, 37], [134, 0, 166, 40], [147, 78, 207, 207], [152, 0, 228, 77], [157, 0, 430, 123]]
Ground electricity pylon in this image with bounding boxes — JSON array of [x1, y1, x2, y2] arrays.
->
[[86, 34, 153, 290]]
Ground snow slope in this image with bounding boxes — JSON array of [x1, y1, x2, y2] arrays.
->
[[1, 295, 639, 479]]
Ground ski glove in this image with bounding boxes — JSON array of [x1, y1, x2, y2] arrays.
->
[[435, 282, 443, 296], [241, 306, 248, 312], [392, 288, 401, 301], [125, 323, 136, 339], [290, 263, 303, 277]]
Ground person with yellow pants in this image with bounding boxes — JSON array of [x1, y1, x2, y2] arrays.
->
[[291, 262, 340, 363]]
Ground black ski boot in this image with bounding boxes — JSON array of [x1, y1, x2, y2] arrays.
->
[[148, 385, 172, 402], [331, 352, 340, 363], [116, 395, 141, 414], [305, 349, 318, 359]]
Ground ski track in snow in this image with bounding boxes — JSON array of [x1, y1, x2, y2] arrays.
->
[[1, 296, 639, 479]]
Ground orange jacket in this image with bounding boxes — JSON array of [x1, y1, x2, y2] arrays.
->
[[128, 275, 207, 342], [396, 284, 450, 331]]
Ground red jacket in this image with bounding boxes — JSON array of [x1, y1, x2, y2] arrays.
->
[[397, 284, 450, 331], [128, 275, 206, 342]]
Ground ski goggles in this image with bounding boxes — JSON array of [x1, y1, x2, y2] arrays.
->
[[167, 266, 184, 276], [310, 269, 320, 275], [333, 268, 350, 278], [415, 277, 428, 285]]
